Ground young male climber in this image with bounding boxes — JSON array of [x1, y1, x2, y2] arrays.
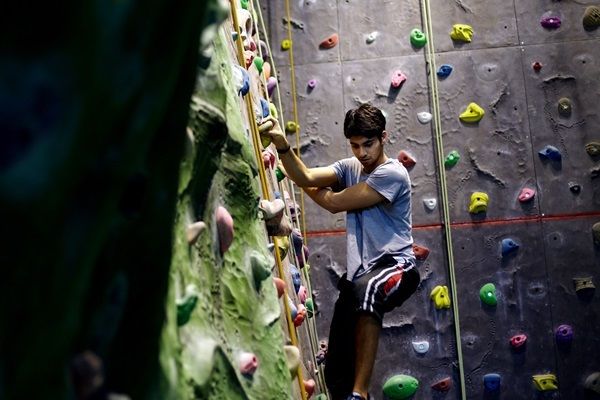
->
[[260, 103, 420, 400]]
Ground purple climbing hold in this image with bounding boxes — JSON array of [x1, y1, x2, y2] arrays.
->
[[541, 16, 561, 29], [538, 145, 561, 161], [290, 264, 301, 294], [267, 76, 278, 97], [307, 79, 317, 89], [555, 324, 574, 345]]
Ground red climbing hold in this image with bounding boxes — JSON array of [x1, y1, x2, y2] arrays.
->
[[532, 62, 543, 72], [397, 150, 416, 168], [432, 377, 452, 392], [413, 244, 430, 260], [319, 33, 339, 49]]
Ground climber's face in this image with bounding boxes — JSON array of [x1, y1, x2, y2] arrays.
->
[[349, 131, 387, 173]]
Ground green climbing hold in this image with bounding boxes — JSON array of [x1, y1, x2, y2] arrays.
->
[[557, 97, 572, 117], [592, 222, 600, 246], [285, 121, 298, 134], [250, 252, 272, 291], [479, 283, 497, 306], [444, 150, 460, 167], [585, 142, 600, 157], [269, 102, 278, 119], [410, 28, 427, 48], [240, 0, 249, 9], [305, 298, 314, 318], [253, 56, 264, 74], [314, 394, 328, 400], [275, 166, 286, 182], [383, 374, 419, 399], [176, 284, 199, 326]]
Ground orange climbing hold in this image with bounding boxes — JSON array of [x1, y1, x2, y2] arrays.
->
[[319, 33, 339, 49], [413, 244, 430, 260]]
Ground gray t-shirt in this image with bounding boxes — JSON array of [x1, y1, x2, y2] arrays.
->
[[331, 157, 415, 281]]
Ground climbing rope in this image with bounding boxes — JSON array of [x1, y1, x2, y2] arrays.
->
[[420, 0, 467, 398], [229, 4, 308, 400]]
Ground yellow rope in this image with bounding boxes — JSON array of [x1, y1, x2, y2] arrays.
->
[[420, 0, 466, 398], [229, 4, 308, 399]]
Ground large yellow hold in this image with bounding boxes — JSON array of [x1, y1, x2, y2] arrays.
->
[[430, 285, 451, 309], [532, 374, 558, 391], [469, 192, 489, 214], [460, 102, 485, 123], [450, 24, 474, 42]]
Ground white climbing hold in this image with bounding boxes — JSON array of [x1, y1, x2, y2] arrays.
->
[[423, 198, 437, 211], [366, 31, 379, 44], [417, 112, 432, 124], [412, 340, 430, 354], [186, 221, 206, 245]]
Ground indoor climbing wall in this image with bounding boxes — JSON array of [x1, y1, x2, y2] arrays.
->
[[265, 0, 600, 399]]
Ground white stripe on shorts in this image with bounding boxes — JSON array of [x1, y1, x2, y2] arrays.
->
[[362, 265, 398, 311], [368, 269, 403, 313]]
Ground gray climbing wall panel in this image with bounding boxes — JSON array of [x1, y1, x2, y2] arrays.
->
[[265, 0, 600, 398]]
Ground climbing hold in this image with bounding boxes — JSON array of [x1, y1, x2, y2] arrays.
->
[[583, 6, 600, 30], [410, 28, 427, 48], [284, 345, 301, 379], [238, 352, 258, 376], [297, 245, 309, 269], [557, 97, 572, 117], [303, 379, 316, 398], [366, 31, 379, 44], [450, 24, 474, 42], [243, 50, 254, 69], [319, 33, 339, 49], [270, 235, 289, 258], [305, 298, 314, 317], [469, 192, 489, 214], [555, 324, 574, 345], [459, 102, 485, 123], [314, 395, 327, 400], [540, 16, 561, 29], [232, 31, 239, 41], [518, 187, 535, 202], [444, 150, 460, 167], [479, 283, 497, 306], [294, 304, 307, 327], [273, 277, 286, 298], [432, 377, 452, 392], [288, 296, 298, 320], [267, 76, 278, 97], [538, 145, 561, 161], [262, 148, 276, 169], [584, 372, 600, 394], [532, 61, 543, 72], [382, 375, 419, 399], [430, 285, 451, 309], [290, 265, 301, 294], [423, 198, 437, 211], [585, 142, 600, 157], [275, 166, 286, 182], [297, 285, 307, 304], [239, 0, 249, 9], [307, 79, 318, 90], [292, 228, 304, 257], [574, 276, 595, 293], [250, 252, 272, 291], [412, 340, 430, 354], [316, 341, 327, 365], [263, 61, 271, 79], [258, 40, 269, 59], [510, 334, 528, 349], [437, 64, 453, 78], [235, 66, 250, 96], [569, 182, 581, 194], [259, 98, 270, 118], [483, 373, 501, 392], [417, 112, 432, 124], [259, 199, 285, 221], [253, 56, 264, 74], [591, 166, 600, 179], [281, 39, 292, 50], [532, 374, 558, 391], [216, 206, 234, 254], [269, 102, 278, 119], [285, 121, 298, 134], [266, 215, 292, 237], [186, 221, 206, 245], [391, 70, 407, 88], [501, 238, 520, 256], [176, 284, 198, 326], [413, 244, 430, 261], [397, 150, 416, 168]]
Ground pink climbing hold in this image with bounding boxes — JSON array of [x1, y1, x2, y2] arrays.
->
[[216, 206, 234, 254], [273, 277, 286, 298], [397, 150, 416, 168], [244, 50, 255, 69], [267, 76, 278, 97], [518, 188, 535, 202], [307, 79, 318, 89], [298, 285, 307, 304], [540, 16, 561, 29], [304, 379, 316, 398], [262, 148, 276, 169], [238, 352, 259, 376], [510, 334, 527, 349], [391, 70, 407, 88], [319, 33, 339, 49]]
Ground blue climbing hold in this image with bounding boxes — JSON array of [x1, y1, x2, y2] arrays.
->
[[260, 98, 269, 118], [437, 64, 453, 78], [483, 373, 501, 392], [501, 238, 519, 256], [239, 67, 250, 96], [538, 145, 561, 161], [290, 265, 301, 294]]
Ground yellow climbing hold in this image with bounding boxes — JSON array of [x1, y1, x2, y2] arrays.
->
[[285, 121, 298, 134], [430, 285, 451, 309], [532, 374, 558, 391], [469, 192, 489, 214], [459, 102, 485, 123], [269, 102, 278, 119], [450, 24, 474, 42], [281, 39, 292, 50]]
